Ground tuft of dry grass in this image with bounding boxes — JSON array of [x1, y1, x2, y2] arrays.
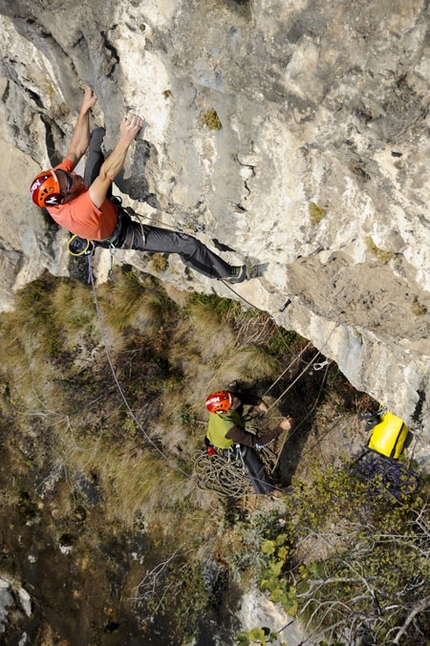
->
[[98, 270, 146, 331], [364, 236, 394, 263], [133, 291, 172, 335], [308, 202, 327, 225], [97, 270, 176, 340], [70, 440, 196, 526], [50, 279, 96, 335], [185, 299, 235, 360], [202, 108, 222, 130], [220, 345, 281, 382]]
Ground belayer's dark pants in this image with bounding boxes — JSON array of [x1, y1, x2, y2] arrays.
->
[[240, 445, 276, 495], [85, 128, 234, 280]]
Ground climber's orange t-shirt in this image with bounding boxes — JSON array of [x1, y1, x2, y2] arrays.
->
[[46, 159, 118, 240]]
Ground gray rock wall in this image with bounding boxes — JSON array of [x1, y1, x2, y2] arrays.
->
[[0, 0, 429, 463]]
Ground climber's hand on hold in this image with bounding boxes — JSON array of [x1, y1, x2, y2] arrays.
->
[[80, 87, 98, 114], [120, 114, 144, 144]]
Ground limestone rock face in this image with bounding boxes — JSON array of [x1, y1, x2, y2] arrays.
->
[[0, 0, 429, 460]]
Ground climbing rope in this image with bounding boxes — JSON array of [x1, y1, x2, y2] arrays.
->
[[193, 440, 282, 498], [351, 450, 422, 501], [194, 449, 251, 497], [262, 341, 313, 398]]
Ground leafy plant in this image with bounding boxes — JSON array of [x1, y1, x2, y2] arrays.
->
[[236, 626, 286, 646], [221, 511, 292, 584], [260, 530, 297, 615], [251, 464, 430, 645]]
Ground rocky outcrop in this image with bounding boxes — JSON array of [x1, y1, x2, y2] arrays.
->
[[0, 0, 429, 465], [0, 575, 32, 636]]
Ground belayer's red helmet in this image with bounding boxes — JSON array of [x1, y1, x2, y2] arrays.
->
[[205, 391, 232, 414], [30, 170, 63, 207]]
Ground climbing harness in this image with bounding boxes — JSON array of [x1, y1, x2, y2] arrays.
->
[[67, 234, 95, 257]]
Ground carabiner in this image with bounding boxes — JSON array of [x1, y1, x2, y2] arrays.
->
[[313, 359, 331, 371], [108, 244, 116, 281]]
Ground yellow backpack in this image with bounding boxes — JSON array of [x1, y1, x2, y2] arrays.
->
[[367, 410, 409, 459]]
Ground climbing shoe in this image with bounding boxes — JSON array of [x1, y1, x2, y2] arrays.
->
[[225, 265, 247, 284]]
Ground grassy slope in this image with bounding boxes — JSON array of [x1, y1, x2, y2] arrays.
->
[[0, 267, 379, 645]]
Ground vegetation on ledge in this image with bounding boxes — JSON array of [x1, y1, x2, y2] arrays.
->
[[0, 267, 427, 646]]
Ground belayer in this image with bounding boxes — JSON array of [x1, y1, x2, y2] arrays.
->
[[30, 86, 248, 284], [205, 384, 293, 495]]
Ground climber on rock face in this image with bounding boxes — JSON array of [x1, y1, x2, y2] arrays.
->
[[205, 383, 293, 495], [29, 86, 248, 283]]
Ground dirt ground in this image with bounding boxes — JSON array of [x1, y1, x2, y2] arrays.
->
[[0, 419, 240, 646]]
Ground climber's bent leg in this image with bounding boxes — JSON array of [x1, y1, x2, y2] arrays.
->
[[121, 221, 233, 280]]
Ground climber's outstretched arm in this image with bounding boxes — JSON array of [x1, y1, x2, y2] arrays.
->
[[66, 87, 98, 165], [89, 114, 144, 208]]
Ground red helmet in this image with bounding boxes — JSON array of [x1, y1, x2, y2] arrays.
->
[[30, 170, 63, 207], [205, 391, 232, 414]]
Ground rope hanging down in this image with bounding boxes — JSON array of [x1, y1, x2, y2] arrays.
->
[[87, 256, 192, 482]]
